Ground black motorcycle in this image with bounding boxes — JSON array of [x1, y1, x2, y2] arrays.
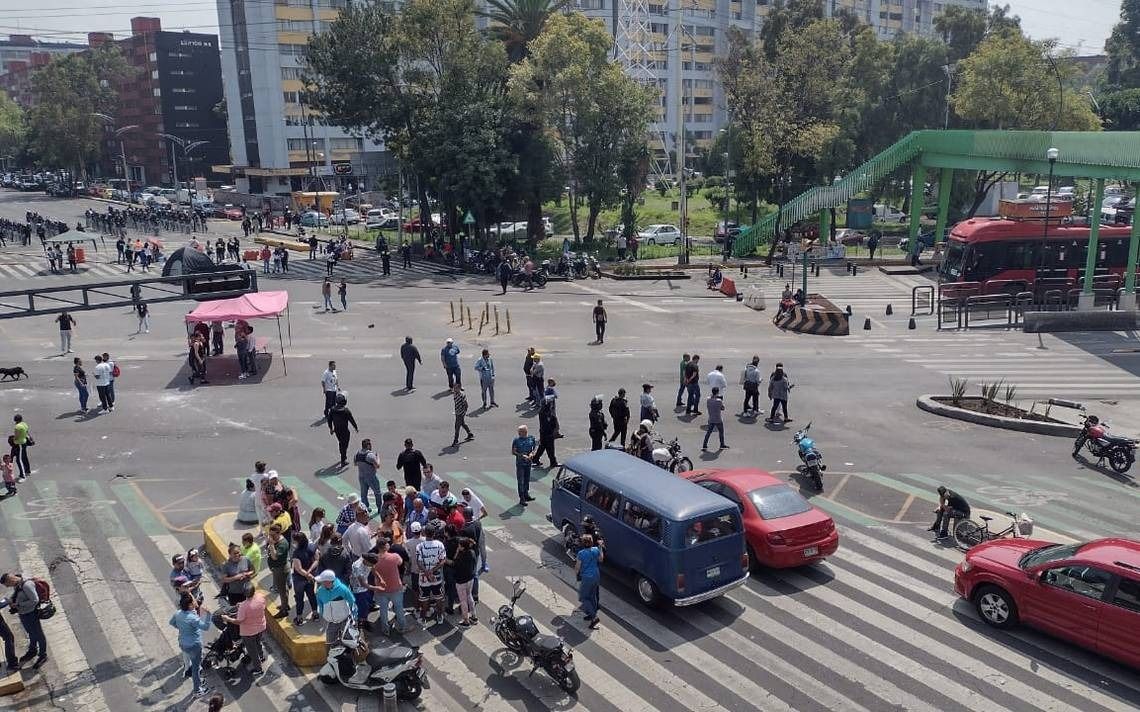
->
[[510, 265, 549, 288], [1074, 415, 1137, 474], [491, 579, 580, 694]]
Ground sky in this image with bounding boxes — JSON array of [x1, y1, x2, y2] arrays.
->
[[0, 0, 1123, 54]]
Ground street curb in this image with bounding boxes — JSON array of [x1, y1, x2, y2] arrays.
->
[[0, 671, 24, 696], [253, 235, 310, 253], [203, 513, 327, 667], [599, 271, 690, 280], [916, 395, 1081, 437]]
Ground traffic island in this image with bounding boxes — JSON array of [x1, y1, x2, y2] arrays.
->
[[916, 395, 1080, 437], [203, 513, 328, 667], [773, 294, 849, 336]]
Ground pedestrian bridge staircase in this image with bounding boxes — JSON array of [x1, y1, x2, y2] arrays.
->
[[733, 129, 1140, 257]]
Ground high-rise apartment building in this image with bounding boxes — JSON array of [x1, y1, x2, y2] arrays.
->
[[215, 0, 388, 195]]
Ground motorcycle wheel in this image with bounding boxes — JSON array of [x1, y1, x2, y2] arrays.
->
[[1108, 450, 1133, 474], [954, 519, 984, 549], [670, 457, 693, 474], [396, 673, 423, 701], [811, 470, 823, 491], [551, 664, 581, 694], [534, 273, 548, 288]]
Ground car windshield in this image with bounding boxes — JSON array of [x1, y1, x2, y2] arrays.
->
[[940, 242, 967, 280], [749, 485, 812, 520], [1018, 542, 1085, 569]]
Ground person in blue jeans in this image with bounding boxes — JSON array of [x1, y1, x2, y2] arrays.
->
[[511, 425, 537, 506], [73, 357, 89, 413], [575, 535, 603, 629], [441, 338, 461, 388], [168, 592, 212, 697], [701, 387, 728, 450], [684, 354, 702, 415]]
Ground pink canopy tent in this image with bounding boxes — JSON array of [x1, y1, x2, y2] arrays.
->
[[184, 290, 292, 374]]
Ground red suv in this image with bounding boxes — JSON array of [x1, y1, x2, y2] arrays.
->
[[954, 538, 1140, 670]]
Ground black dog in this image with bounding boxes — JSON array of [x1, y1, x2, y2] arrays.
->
[[0, 367, 27, 382]]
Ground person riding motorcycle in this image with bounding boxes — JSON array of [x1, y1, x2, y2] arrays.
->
[[628, 419, 655, 463], [928, 485, 971, 539]]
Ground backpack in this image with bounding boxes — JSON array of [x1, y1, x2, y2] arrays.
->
[[111, 362, 121, 378], [32, 577, 51, 602]]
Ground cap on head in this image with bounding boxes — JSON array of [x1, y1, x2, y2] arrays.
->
[[446, 337, 453, 343], [410, 521, 423, 533], [347, 493, 360, 504]]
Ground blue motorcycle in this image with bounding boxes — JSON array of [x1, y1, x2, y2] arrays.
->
[[792, 421, 825, 491]]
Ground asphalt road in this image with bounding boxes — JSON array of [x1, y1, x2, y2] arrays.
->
[[1, 189, 1138, 712]]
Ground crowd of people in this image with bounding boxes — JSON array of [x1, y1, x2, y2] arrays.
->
[[85, 205, 210, 236]]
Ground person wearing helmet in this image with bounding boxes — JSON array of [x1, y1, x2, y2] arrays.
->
[[588, 396, 608, 451], [327, 392, 359, 467], [631, 420, 654, 463]]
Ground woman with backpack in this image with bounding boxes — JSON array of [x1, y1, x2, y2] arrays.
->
[[1, 572, 48, 669]]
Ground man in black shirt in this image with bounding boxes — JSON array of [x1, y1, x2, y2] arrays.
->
[[396, 438, 427, 490], [592, 300, 607, 344], [930, 486, 971, 538], [400, 337, 422, 392]]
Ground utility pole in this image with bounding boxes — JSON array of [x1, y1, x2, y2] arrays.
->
[[676, 25, 695, 266], [942, 63, 956, 130]]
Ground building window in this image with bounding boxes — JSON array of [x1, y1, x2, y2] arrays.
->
[[173, 105, 199, 111], [168, 69, 195, 76], [175, 122, 200, 128], [650, 22, 668, 34], [153, 88, 161, 97], [577, 0, 604, 8], [330, 137, 363, 151], [281, 66, 304, 80], [171, 87, 195, 94], [278, 43, 306, 57], [168, 51, 193, 59], [288, 138, 326, 151], [283, 91, 300, 104], [149, 51, 157, 62], [648, 3, 666, 14], [151, 69, 159, 80]]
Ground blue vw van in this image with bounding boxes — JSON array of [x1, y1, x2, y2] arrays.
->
[[550, 449, 749, 607]]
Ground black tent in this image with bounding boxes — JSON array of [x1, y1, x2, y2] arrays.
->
[[162, 246, 217, 277]]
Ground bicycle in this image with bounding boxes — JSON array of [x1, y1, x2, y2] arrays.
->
[[953, 511, 1034, 550]]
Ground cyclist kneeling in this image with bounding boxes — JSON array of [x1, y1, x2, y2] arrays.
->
[[928, 485, 970, 538]]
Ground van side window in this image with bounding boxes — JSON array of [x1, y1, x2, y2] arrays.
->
[[684, 512, 738, 546], [584, 482, 620, 518], [1112, 577, 1140, 613], [1042, 565, 1113, 600], [556, 468, 582, 496], [621, 500, 661, 541]]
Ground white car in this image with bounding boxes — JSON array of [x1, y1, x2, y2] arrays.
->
[[638, 224, 682, 246], [872, 204, 907, 222], [366, 215, 400, 231], [331, 208, 361, 225]]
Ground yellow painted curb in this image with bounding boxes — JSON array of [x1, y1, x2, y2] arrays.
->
[[203, 513, 328, 667], [0, 670, 25, 696], [254, 236, 309, 252]]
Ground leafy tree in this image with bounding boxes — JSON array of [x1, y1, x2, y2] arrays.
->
[[1105, 0, 1140, 88], [951, 33, 1100, 215], [478, 0, 567, 63], [933, 4, 1020, 63], [510, 13, 653, 242], [1098, 88, 1140, 130], [0, 91, 26, 161]]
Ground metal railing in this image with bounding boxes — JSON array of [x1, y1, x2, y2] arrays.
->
[[911, 285, 934, 316]]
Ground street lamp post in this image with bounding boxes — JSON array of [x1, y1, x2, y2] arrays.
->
[[1041, 147, 1059, 278], [91, 113, 137, 194], [158, 133, 209, 199]]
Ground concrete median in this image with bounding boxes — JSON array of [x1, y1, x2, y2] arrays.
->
[[203, 513, 328, 667]]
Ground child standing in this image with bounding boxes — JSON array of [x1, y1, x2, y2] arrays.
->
[[1, 453, 15, 495]]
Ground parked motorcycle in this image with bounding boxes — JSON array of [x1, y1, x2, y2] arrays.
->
[[1074, 415, 1137, 474], [651, 437, 693, 473], [792, 421, 825, 490], [318, 623, 429, 700], [492, 579, 581, 694], [510, 265, 549, 288]]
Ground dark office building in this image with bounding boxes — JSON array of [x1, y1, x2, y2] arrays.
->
[[100, 18, 229, 187]]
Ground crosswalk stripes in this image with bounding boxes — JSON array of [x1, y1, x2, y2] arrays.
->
[[259, 254, 461, 284], [2, 473, 1139, 711]]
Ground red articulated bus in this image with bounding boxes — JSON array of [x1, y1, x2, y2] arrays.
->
[[939, 218, 1136, 295]]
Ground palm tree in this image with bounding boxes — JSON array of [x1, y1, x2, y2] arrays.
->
[[478, 0, 568, 62]]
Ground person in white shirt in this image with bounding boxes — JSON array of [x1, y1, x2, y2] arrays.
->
[[343, 509, 374, 558], [429, 480, 452, 511], [93, 355, 114, 412], [321, 361, 339, 418], [707, 365, 728, 402], [419, 464, 443, 499], [249, 461, 271, 530], [101, 351, 118, 410], [460, 488, 487, 521]]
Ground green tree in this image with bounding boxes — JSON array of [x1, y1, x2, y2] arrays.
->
[[933, 4, 1020, 63], [951, 33, 1100, 215], [478, 0, 567, 63], [0, 91, 26, 162], [1105, 0, 1140, 88], [1098, 88, 1140, 130], [25, 46, 129, 178], [510, 13, 653, 242]]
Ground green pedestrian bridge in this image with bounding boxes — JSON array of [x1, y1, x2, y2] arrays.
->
[[733, 130, 1140, 296]]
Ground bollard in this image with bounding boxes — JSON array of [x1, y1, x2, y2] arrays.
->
[[382, 682, 398, 712], [908, 317, 917, 329], [885, 303, 893, 316], [450, 301, 455, 322], [863, 317, 872, 330], [845, 305, 852, 315], [484, 302, 490, 323], [506, 308, 512, 334], [851, 263, 858, 276], [494, 305, 500, 335], [846, 262, 851, 274], [459, 297, 465, 320], [467, 306, 474, 330]]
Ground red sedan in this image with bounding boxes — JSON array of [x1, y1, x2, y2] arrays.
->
[[955, 538, 1140, 670], [683, 468, 839, 569]]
